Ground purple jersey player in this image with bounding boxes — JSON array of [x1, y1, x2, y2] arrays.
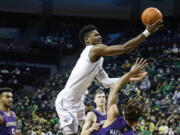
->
[[90, 109, 107, 135], [98, 116, 135, 135], [81, 90, 107, 135], [98, 58, 148, 135], [91, 109, 106, 126], [0, 88, 17, 135]]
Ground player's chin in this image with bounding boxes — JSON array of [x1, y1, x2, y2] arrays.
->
[[99, 103, 105, 106]]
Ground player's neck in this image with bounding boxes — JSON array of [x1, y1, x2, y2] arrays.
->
[[96, 106, 106, 114], [0, 104, 10, 113]]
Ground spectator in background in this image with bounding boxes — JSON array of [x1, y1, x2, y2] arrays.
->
[[171, 43, 179, 54], [173, 89, 180, 104], [158, 120, 169, 134], [140, 75, 151, 91]]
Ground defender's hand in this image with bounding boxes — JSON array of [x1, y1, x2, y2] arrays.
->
[[130, 58, 148, 75], [129, 71, 147, 82]]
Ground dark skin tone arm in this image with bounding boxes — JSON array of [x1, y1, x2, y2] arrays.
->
[[89, 19, 163, 62]]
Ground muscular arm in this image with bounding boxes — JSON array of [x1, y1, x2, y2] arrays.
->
[[107, 72, 134, 110], [89, 34, 145, 61], [90, 19, 163, 61], [80, 112, 97, 135], [12, 112, 17, 119]]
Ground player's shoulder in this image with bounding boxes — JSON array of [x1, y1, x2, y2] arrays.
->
[[11, 111, 17, 118], [90, 44, 108, 53], [10, 110, 15, 114], [87, 111, 97, 118], [89, 44, 108, 61], [90, 44, 109, 53], [93, 44, 107, 48], [86, 111, 97, 121]]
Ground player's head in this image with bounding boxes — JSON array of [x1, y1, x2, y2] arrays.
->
[[79, 25, 102, 46], [94, 90, 106, 107], [123, 95, 146, 127], [0, 87, 13, 107]]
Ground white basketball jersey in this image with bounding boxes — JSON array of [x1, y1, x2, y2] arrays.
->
[[63, 45, 103, 99]]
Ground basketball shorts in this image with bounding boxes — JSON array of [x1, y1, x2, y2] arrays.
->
[[55, 90, 85, 134]]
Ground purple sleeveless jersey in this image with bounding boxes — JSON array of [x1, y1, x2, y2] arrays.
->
[[0, 110, 17, 135], [90, 109, 107, 135], [98, 116, 136, 135]]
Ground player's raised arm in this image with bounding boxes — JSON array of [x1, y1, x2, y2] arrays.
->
[[89, 19, 163, 61], [107, 58, 148, 110]]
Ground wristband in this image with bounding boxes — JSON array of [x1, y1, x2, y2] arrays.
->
[[143, 29, 150, 37]]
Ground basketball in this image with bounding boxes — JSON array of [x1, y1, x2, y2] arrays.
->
[[141, 7, 162, 26]]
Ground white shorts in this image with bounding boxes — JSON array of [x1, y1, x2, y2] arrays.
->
[[55, 90, 85, 134]]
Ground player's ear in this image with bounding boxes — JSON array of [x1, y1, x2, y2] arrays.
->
[[84, 36, 90, 44], [94, 96, 96, 103]]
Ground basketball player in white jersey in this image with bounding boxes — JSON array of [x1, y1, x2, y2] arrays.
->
[[55, 19, 163, 135]]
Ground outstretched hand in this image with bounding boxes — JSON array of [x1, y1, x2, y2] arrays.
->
[[146, 18, 163, 34], [129, 71, 147, 82], [129, 58, 148, 81]]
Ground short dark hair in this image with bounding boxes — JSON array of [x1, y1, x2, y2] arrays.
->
[[0, 87, 13, 95], [123, 95, 147, 124], [79, 25, 97, 46], [95, 89, 105, 96]]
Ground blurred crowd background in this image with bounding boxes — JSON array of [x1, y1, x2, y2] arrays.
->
[[2, 21, 179, 134], [0, 0, 180, 135]]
